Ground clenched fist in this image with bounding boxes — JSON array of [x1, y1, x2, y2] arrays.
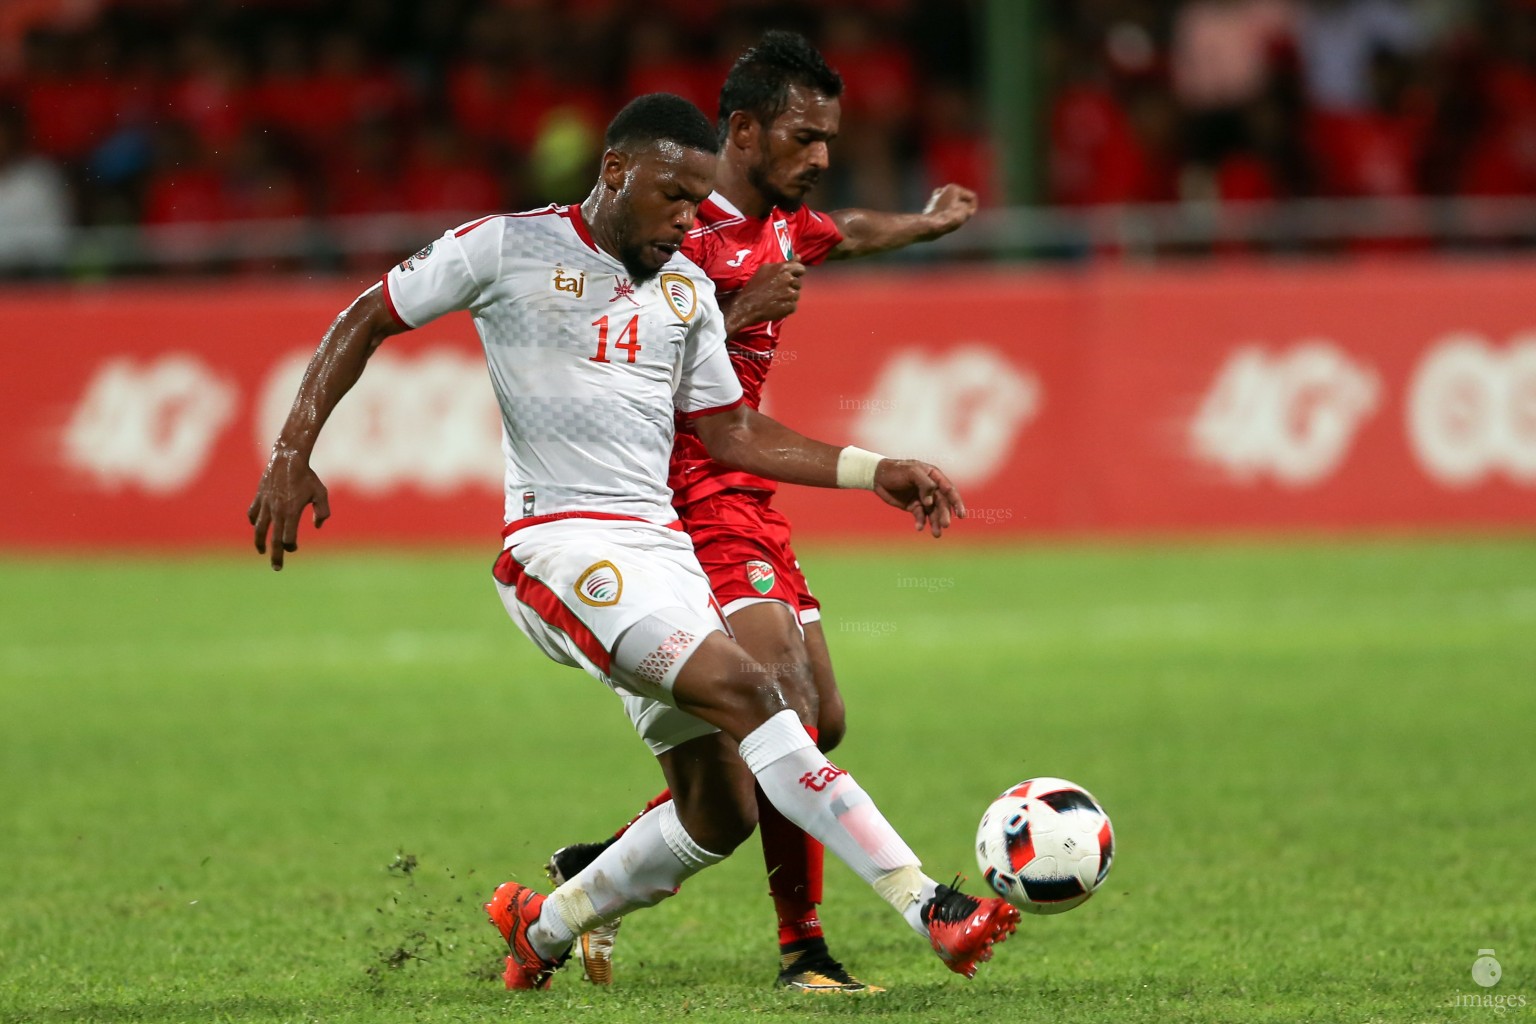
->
[[722, 259, 805, 334], [922, 184, 979, 239]]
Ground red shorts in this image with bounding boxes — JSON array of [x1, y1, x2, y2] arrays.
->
[[680, 490, 821, 624]]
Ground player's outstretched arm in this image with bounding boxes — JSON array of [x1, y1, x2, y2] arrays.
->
[[248, 284, 409, 570], [825, 183, 978, 260], [693, 405, 966, 537]]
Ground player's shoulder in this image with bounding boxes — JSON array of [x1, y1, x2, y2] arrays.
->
[[688, 192, 751, 240], [683, 193, 760, 271], [795, 204, 832, 224], [788, 203, 837, 231], [451, 204, 578, 241]]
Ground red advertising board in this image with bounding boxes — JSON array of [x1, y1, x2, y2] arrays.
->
[[3, 262, 1534, 551]]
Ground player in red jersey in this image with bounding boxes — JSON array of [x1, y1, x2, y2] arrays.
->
[[546, 33, 979, 993]]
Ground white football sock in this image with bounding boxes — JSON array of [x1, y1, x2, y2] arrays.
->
[[740, 709, 935, 921], [528, 801, 723, 960]]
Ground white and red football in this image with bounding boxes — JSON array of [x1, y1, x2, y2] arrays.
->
[[975, 777, 1114, 915]]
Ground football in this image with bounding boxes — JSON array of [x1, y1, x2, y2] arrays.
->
[[975, 777, 1114, 915]]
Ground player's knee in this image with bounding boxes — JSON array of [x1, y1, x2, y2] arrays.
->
[[757, 640, 817, 718], [670, 633, 789, 736], [728, 666, 796, 729], [678, 663, 793, 744]]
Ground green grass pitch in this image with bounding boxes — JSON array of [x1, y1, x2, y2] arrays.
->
[[2, 537, 1532, 1023]]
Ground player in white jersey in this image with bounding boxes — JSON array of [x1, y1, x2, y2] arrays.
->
[[549, 33, 980, 994], [249, 94, 1018, 992]]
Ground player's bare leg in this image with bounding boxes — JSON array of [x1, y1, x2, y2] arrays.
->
[[654, 731, 760, 854]]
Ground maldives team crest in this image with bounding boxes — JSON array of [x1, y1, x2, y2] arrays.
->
[[746, 560, 776, 595], [575, 561, 623, 607], [772, 218, 795, 260], [660, 272, 698, 321]]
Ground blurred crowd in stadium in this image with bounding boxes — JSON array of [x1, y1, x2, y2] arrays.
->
[[0, 0, 1533, 275], [1049, 0, 1529, 206]]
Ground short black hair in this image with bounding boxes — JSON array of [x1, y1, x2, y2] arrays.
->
[[605, 93, 719, 155], [717, 30, 844, 143]]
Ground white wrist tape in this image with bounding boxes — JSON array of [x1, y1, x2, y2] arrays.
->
[[836, 446, 886, 490]]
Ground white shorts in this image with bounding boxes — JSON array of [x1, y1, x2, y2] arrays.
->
[[492, 517, 729, 755]]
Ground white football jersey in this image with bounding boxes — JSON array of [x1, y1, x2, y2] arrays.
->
[[382, 205, 744, 526]]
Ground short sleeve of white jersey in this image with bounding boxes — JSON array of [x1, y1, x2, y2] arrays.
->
[[671, 264, 744, 418], [382, 217, 503, 328]]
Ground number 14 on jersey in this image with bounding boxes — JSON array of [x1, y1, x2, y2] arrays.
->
[[591, 315, 642, 364]]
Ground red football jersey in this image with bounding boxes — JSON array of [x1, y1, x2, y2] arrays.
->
[[669, 192, 843, 507]]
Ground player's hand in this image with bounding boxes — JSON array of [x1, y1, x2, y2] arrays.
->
[[871, 459, 966, 538], [247, 445, 330, 571], [922, 184, 979, 238], [725, 259, 805, 332]]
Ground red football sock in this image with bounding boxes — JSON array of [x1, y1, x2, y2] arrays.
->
[[758, 725, 825, 948], [614, 788, 674, 839]]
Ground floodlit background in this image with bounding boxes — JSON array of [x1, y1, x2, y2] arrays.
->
[[1, 3, 1531, 1023]]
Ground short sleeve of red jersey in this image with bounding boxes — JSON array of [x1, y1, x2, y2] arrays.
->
[[382, 216, 502, 328], [671, 262, 745, 418], [791, 206, 843, 266]]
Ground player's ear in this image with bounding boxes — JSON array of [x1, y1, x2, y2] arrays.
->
[[726, 111, 758, 152], [599, 149, 629, 192]]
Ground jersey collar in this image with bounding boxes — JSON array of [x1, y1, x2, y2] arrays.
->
[[560, 204, 601, 254], [706, 190, 746, 220]]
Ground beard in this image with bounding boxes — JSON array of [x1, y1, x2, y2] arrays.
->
[[618, 246, 660, 283], [612, 210, 663, 282], [747, 159, 810, 213]]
